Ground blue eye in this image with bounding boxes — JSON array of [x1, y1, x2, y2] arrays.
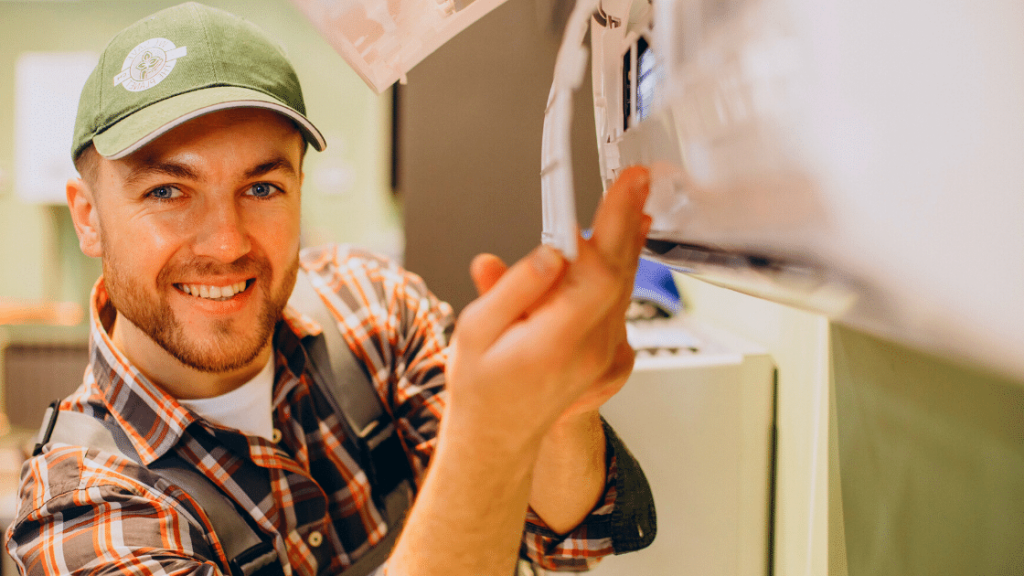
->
[[247, 183, 280, 198], [148, 185, 182, 200]]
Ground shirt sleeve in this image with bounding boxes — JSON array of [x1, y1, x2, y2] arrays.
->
[[519, 418, 657, 571], [521, 454, 619, 571], [6, 446, 227, 576]]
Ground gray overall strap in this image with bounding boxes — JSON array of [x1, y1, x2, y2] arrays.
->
[[289, 269, 414, 576], [289, 270, 413, 504], [36, 406, 276, 575], [288, 269, 386, 440], [345, 484, 410, 576]]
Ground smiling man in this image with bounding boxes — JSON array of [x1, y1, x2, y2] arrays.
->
[[80, 108, 305, 400], [5, 3, 655, 575]]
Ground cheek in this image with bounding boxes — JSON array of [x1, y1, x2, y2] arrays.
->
[[252, 204, 301, 254], [101, 214, 188, 278], [139, 220, 188, 259]]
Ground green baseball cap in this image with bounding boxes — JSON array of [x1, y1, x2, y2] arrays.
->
[[73, 2, 326, 161]]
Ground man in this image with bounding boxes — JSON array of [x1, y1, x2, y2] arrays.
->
[[6, 3, 654, 575]]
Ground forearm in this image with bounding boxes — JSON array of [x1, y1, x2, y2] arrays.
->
[[387, 413, 541, 576], [389, 167, 649, 574], [529, 410, 607, 535]]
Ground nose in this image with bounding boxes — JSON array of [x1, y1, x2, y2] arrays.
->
[[192, 196, 252, 263]]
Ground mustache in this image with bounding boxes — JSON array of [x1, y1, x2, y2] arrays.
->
[[157, 253, 272, 283]]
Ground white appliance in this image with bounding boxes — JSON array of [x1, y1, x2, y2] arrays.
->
[[590, 319, 776, 576], [576, 0, 1024, 383], [295, 0, 1024, 383]]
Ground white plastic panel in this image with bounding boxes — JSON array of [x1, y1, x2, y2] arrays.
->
[[589, 0, 1024, 382], [290, 0, 512, 93]]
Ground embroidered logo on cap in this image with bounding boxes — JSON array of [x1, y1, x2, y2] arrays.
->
[[113, 38, 188, 92]]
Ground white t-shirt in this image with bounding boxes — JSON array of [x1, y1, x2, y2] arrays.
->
[[179, 358, 275, 441]]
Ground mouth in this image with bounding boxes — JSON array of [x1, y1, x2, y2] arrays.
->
[[174, 278, 255, 301]]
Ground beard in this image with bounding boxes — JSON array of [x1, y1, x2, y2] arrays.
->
[[103, 251, 299, 374]]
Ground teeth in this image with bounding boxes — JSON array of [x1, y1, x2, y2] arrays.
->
[[176, 280, 249, 301]]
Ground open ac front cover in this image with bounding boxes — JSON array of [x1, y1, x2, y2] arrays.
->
[[290, 0, 512, 93], [591, 0, 1024, 383]]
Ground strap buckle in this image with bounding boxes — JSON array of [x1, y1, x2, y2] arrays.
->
[[32, 399, 61, 457], [229, 541, 281, 576]]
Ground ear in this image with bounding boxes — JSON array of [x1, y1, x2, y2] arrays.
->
[[66, 178, 103, 258]]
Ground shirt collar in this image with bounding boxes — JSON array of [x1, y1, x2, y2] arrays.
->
[[281, 298, 322, 339], [86, 277, 322, 464]]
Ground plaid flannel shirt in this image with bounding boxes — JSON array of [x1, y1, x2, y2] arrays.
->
[[6, 244, 619, 575]]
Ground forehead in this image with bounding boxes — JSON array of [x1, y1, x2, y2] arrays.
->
[[104, 108, 305, 180]]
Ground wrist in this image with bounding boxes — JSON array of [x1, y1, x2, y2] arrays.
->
[[547, 410, 603, 443], [529, 410, 608, 535], [391, 408, 541, 576], [439, 402, 548, 467]]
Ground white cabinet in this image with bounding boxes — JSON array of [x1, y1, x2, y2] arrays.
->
[[592, 321, 776, 576]]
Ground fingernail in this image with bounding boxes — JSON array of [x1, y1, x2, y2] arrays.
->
[[532, 245, 564, 276]]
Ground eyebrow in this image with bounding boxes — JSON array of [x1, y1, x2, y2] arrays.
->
[[244, 157, 297, 180], [124, 160, 199, 186], [123, 155, 298, 186]]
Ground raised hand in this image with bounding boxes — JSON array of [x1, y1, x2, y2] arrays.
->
[[446, 166, 651, 449]]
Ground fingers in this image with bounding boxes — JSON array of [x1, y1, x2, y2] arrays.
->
[[459, 167, 650, 368], [458, 245, 566, 348], [590, 166, 650, 271], [470, 253, 508, 296], [519, 167, 651, 346]]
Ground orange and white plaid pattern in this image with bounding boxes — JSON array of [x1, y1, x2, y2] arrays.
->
[[6, 244, 616, 575]]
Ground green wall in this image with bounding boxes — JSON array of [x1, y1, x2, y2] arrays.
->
[[831, 324, 1024, 576], [678, 272, 1024, 575], [0, 0, 399, 314]]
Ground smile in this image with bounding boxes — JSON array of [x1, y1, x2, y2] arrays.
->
[[174, 279, 254, 301]]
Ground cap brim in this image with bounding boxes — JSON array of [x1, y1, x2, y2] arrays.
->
[[92, 86, 327, 159]]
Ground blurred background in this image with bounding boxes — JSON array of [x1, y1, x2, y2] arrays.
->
[[1, 1, 1022, 576]]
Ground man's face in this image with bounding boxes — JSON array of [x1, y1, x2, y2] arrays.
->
[[83, 108, 304, 375]]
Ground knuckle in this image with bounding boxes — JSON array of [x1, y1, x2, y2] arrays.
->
[[454, 301, 485, 338]]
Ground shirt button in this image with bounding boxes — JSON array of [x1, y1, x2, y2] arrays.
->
[[308, 530, 323, 548], [271, 428, 282, 443]]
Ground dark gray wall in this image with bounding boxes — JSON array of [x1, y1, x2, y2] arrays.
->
[[398, 0, 604, 313]]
